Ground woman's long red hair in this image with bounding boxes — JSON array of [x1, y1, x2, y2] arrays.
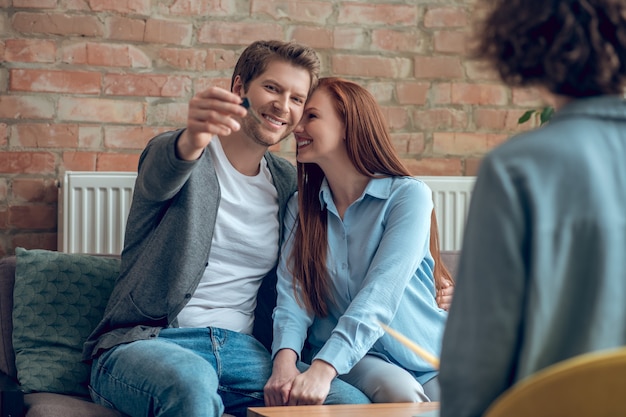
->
[[291, 77, 452, 316]]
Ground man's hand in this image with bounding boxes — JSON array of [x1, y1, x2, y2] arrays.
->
[[437, 280, 454, 311], [177, 86, 247, 161], [264, 349, 301, 406]]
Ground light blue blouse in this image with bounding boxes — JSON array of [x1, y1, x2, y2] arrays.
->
[[272, 176, 447, 385]]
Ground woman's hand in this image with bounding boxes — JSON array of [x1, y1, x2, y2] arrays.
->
[[437, 280, 455, 311], [264, 349, 301, 406], [286, 359, 337, 405]]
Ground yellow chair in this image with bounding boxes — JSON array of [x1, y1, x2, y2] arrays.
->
[[483, 347, 626, 417]]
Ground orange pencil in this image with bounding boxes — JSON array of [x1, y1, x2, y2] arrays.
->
[[379, 321, 440, 369]]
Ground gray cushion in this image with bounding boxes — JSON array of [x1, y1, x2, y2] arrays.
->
[[12, 248, 119, 396], [0, 255, 17, 379]]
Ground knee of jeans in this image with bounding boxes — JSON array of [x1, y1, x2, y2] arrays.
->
[[325, 379, 371, 405]]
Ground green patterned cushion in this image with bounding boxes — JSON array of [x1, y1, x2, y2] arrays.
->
[[12, 248, 119, 396]]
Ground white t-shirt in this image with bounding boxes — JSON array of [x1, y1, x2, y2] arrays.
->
[[176, 137, 280, 334]]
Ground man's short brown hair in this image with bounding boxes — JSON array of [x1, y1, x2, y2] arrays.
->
[[230, 40, 320, 97]]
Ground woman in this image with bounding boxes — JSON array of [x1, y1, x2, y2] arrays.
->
[[438, 1, 626, 417], [264, 77, 452, 406]]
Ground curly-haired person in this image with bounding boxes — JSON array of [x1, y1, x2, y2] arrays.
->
[[439, 1, 626, 417]]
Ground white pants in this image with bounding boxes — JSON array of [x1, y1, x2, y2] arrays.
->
[[338, 354, 440, 403]]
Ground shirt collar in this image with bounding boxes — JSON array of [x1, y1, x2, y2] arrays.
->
[[318, 176, 395, 210]]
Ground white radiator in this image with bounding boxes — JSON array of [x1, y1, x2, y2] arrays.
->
[[57, 172, 474, 254], [58, 171, 136, 255], [418, 176, 475, 251]]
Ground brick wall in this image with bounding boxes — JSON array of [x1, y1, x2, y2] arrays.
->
[[0, 0, 543, 256]]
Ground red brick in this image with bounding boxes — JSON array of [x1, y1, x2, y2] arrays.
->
[[198, 22, 283, 46], [465, 60, 500, 81], [465, 157, 484, 176], [90, 0, 151, 14], [433, 132, 508, 155], [474, 108, 537, 131], [339, 3, 418, 25], [12, 178, 57, 203], [252, 1, 334, 24], [12, 12, 104, 37], [365, 82, 393, 103], [0, 208, 7, 230], [58, 97, 146, 124], [0, 123, 7, 147], [391, 132, 425, 155], [9, 205, 57, 229], [0, 152, 56, 174], [423, 7, 468, 28], [10, 69, 101, 94], [104, 74, 192, 97], [207, 49, 239, 71], [145, 19, 192, 45], [4, 39, 56, 63], [97, 153, 140, 171], [0, 178, 7, 200], [159, 48, 207, 71], [12, 232, 57, 252], [62, 42, 151, 68], [512, 87, 544, 106], [62, 152, 97, 171], [104, 126, 171, 150], [403, 158, 464, 176], [13, 123, 79, 148], [291, 26, 333, 49], [432, 83, 452, 104], [396, 82, 430, 105], [149, 102, 188, 125], [413, 108, 468, 131], [13, 0, 56, 8], [194, 77, 231, 92], [333, 55, 411, 78], [169, 0, 238, 16], [0, 96, 55, 119], [381, 106, 410, 130], [106, 16, 146, 42], [451, 83, 509, 105], [78, 126, 103, 149], [333, 28, 368, 50], [372, 29, 425, 53], [433, 31, 467, 54], [414, 56, 463, 79]]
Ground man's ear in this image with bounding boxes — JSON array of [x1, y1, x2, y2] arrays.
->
[[232, 75, 245, 96]]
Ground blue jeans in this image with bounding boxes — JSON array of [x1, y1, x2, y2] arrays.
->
[[89, 327, 369, 417]]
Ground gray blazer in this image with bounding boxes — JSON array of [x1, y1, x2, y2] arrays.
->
[[440, 96, 626, 417], [83, 129, 297, 360]]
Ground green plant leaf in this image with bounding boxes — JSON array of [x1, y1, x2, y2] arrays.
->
[[518, 110, 535, 124], [540, 107, 554, 125]]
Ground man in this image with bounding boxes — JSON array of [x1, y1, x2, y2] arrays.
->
[[83, 40, 370, 417], [439, 1, 626, 417]]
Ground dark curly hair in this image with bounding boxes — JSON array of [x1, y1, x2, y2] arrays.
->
[[472, 0, 626, 97]]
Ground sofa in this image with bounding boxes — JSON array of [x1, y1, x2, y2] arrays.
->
[[0, 249, 459, 417]]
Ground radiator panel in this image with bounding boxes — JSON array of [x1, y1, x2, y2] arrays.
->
[[58, 172, 474, 254], [418, 176, 475, 251], [58, 171, 136, 254]]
